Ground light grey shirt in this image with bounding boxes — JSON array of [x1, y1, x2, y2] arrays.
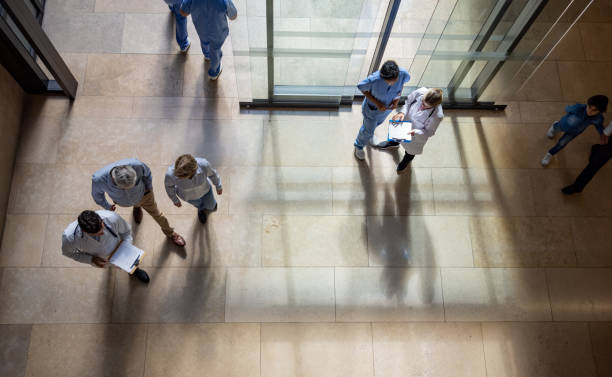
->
[[91, 158, 153, 210], [164, 157, 222, 203], [61, 210, 133, 265]]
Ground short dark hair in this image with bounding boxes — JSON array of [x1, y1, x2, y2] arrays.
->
[[587, 95, 608, 113], [78, 210, 102, 234], [379, 60, 399, 80]]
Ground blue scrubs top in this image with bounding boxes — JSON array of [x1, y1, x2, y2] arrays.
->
[[357, 68, 411, 108]]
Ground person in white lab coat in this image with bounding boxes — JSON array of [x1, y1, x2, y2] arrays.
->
[[376, 87, 444, 172], [61, 210, 150, 283]]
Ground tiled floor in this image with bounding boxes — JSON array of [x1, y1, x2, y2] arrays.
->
[[1, 0, 612, 376]]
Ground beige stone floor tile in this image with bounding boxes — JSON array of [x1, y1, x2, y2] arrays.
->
[[25, 324, 146, 377], [121, 13, 187, 54], [48, 164, 102, 215], [432, 168, 536, 216], [95, 0, 168, 12], [572, 217, 612, 266], [141, 214, 261, 267], [520, 61, 564, 101], [332, 166, 434, 215], [368, 215, 473, 267], [261, 323, 374, 377], [548, 24, 586, 61], [547, 268, 612, 320], [112, 267, 225, 323], [558, 61, 612, 102], [442, 268, 551, 321], [335, 267, 444, 321], [0, 267, 114, 323], [68, 119, 166, 165], [372, 323, 486, 377], [145, 324, 260, 377], [66, 96, 134, 120], [22, 95, 70, 120], [43, 12, 124, 53], [161, 119, 264, 167], [41, 214, 85, 267], [43, 0, 95, 13], [228, 166, 333, 215], [183, 54, 239, 98], [482, 322, 596, 377], [580, 0, 612, 22], [16, 116, 62, 164], [589, 322, 612, 377], [262, 215, 367, 267], [409, 123, 465, 168], [519, 101, 567, 123], [83, 54, 185, 97], [131, 96, 235, 119], [0, 215, 46, 267], [225, 267, 335, 322], [8, 164, 57, 214], [531, 169, 612, 217], [0, 325, 31, 377], [470, 216, 577, 267], [579, 23, 612, 61]]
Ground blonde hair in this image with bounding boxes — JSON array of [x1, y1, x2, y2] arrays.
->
[[174, 154, 198, 178], [424, 88, 443, 107]]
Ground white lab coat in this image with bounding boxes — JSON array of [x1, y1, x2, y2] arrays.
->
[[398, 87, 444, 155]]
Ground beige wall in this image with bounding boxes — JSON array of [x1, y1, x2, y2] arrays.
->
[[0, 64, 25, 240]]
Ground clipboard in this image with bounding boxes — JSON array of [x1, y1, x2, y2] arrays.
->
[[388, 120, 412, 143], [107, 240, 145, 274]]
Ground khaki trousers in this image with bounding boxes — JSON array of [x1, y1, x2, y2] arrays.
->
[[118, 191, 174, 237]]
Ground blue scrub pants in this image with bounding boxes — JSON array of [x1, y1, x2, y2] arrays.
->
[[169, 4, 190, 50], [200, 39, 225, 76], [354, 100, 392, 149], [187, 188, 217, 211]]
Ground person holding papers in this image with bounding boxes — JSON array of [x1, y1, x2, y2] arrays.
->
[[353, 60, 411, 161], [165, 154, 223, 224], [61, 210, 150, 283], [377, 87, 444, 172]]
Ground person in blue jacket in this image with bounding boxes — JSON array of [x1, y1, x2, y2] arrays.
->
[[353, 60, 410, 161], [180, 0, 237, 80], [541, 94, 608, 166], [164, 0, 191, 52]]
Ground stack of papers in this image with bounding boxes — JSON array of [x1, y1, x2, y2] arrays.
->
[[388, 120, 412, 142], [109, 242, 145, 274]]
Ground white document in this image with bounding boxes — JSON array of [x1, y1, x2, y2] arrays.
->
[[109, 242, 144, 274], [388, 120, 412, 142]]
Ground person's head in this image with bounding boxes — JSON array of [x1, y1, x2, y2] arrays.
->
[[78, 210, 104, 236], [422, 88, 443, 109], [111, 165, 137, 189], [174, 154, 198, 179], [379, 60, 400, 85], [586, 95, 608, 116]]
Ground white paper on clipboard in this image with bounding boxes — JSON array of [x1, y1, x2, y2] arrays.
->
[[109, 242, 144, 274], [388, 120, 412, 142]]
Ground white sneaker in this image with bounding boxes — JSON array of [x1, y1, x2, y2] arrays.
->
[[209, 64, 223, 80], [541, 152, 553, 166], [370, 134, 382, 146], [354, 146, 365, 160], [546, 122, 557, 139], [180, 39, 191, 53]]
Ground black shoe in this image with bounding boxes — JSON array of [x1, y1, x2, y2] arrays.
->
[[377, 140, 400, 150], [198, 209, 208, 224], [132, 268, 150, 284], [133, 206, 143, 224], [561, 185, 582, 195], [212, 203, 218, 212], [396, 153, 414, 172]]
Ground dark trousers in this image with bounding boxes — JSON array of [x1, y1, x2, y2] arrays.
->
[[572, 144, 612, 191]]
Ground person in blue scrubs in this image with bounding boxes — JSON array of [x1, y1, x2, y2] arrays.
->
[[354, 60, 411, 160], [180, 0, 237, 80], [164, 0, 191, 52]]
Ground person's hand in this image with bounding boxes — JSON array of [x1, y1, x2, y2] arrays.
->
[[392, 113, 405, 121], [409, 129, 417, 135], [92, 256, 107, 268], [216, 187, 223, 195], [110, 204, 116, 211], [174, 201, 182, 207], [179, 9, 189, 17], [375, 101, 386, 112]]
